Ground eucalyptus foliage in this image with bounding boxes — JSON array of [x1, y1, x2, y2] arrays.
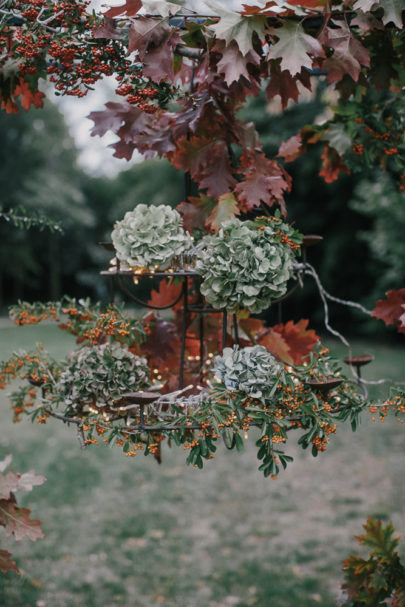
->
[[196, 216, 302, 313], [111, 204, 192, 270]]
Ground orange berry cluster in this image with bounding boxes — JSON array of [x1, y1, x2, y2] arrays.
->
[[0, 0, 175, 113]]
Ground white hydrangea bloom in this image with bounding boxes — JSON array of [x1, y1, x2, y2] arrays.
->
[[111, 204, 192, 270], [56, 343, 150, 408], [195, 218, 299, 313], [214, 345, 281, 399]]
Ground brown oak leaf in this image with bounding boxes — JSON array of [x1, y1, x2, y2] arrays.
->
[[0, 501, 44, 542], [0, 549, 19, 574]]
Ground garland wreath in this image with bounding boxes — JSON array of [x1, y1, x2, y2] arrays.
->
[[1, 209, 404, 478]]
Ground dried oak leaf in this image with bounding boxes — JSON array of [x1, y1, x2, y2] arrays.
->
[[319, 145, 350, 183], [0, 501, 44, 542], [0, 549, 19, 574], [0, 471, 20, 500]]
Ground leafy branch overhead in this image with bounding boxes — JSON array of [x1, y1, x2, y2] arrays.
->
[[1, 0, 404, 222]]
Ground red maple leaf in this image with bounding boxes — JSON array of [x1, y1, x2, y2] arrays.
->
[[272, 319, 319, 364], [235, 150, 291, 214], [287, 0, 328, 7], [278, 134, 304, 162], [1, 96, 19, 114], [241, 1, 290, 15], [176, 196, 216, 233], [320, 22, 370, 84], [103, 0, 141, 18], [170, 136, 236, 198], [148, 279, 183, 310], [257, 328, 293, 364], [319, 145, 350, 183], [14, 79, 45, 111], [128, 18, 181, 82], [371, 289, 405, 334], [266, 65, 300, 110]]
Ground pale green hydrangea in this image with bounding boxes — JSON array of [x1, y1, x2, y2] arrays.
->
[[55, 343, 151, 410], [111, 204, 192, 270], [195, 218, 301, 313], [214, 345, 281, 399]]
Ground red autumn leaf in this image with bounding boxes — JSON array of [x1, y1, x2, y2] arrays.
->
[[287, 0, 328, 7], [371, 289, 405, 333], [148, 279, 183, 310], [321, 22, 370, 84], [141, 312, 180, 365], [272, 319, 319, 364], [128, 18, 180, 82], [235, 150, 291, 214], [1, 96, 19, 114], [89, 102, 145, 138], [241, 1, 290, 15], [170, 136, 236, 198], [176, 196, 216, 234], [0, 549, 19, 574], [266, 65, 300, 110], [319, 145, 350, 183], [93, 17, 123, 40], [0, 501, 44, 542], [103, 0, 141, 18], [277, 134, 304, 162], [257, 328, 293, 364], [215, 40, 260, 86], [238, 316, 268, 345], [13, 79, 45, 111]]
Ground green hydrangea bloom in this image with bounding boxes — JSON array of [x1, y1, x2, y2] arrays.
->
[[111, 204, 192, 270], [55, 343, 151, 411], [214, 345, 281, 399], [196, 217, 301, 313]]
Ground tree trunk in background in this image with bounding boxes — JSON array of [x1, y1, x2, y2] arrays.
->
[[49, 234, 61, 300]]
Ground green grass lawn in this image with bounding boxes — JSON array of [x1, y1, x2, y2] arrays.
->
[[0, 323, 404, 607]]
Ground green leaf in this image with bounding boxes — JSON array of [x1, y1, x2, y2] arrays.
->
[[325, 124, 353, 156]]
